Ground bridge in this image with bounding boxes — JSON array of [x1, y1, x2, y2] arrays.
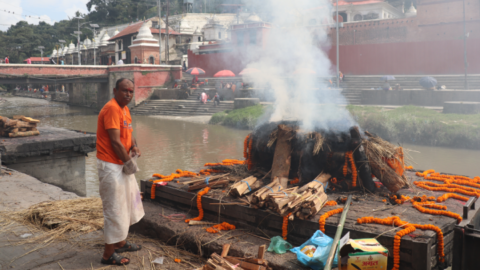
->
[[0, 64, 182, 109]]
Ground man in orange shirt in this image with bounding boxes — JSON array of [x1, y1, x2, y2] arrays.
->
[[97, 78, 144, 266]]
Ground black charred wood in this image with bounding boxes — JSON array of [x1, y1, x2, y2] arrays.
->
[[349, 126, 376, 193]]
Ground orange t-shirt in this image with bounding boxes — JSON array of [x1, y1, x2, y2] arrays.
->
[[96, 98, 133, 165]]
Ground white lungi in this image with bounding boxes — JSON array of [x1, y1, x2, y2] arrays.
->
[[97, 158, 145, 244]]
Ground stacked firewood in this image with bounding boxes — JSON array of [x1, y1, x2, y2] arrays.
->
[[198, 244, 272, 270], [0, 115, 40, 138], [263, 173, 328, 219]]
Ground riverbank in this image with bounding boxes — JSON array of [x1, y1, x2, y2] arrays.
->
[[0, 168, 205, 269], [210, 105, 480, 149]]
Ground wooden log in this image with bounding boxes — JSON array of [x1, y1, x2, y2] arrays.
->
[[188, 179, 230, 192], [350, 126, 376, 192], [296, 173, 330, 194], [20, 117, 40, 123], [230, 176, 257, 197], [257, 245, 266, 259], [9, 131, 40, 138], [221, 244, 231, 257], [270, 124, 293, 188], [224, 257, 266, 270], [181, 174, 229, 185], [207, 259, 227, 270], [15, 121, 37, 128], [12, 115, 25, 120]]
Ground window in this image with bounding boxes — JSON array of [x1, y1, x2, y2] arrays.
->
[[237, 31, 244, 46], [117, 40, 122, 50], [149, 56, 155, 64], [354, 14, 363, 21], [198, 36, 202, 42], [134, 57, 138, 64], [218, 32, 222, 39]]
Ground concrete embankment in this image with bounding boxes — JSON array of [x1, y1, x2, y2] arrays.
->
[[0, 169, 205, 269]]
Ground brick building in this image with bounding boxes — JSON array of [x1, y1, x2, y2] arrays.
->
[[188, 0, 480, 75]]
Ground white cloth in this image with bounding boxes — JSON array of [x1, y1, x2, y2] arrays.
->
[[97, 158, 145, 244], [117, 59, 124, 65]]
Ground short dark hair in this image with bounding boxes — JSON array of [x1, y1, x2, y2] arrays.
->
[[115, 78, 134, 89]]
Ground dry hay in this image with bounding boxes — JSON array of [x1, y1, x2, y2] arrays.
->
[[363, 131, 409, 193], [0, 197, 103, 245]]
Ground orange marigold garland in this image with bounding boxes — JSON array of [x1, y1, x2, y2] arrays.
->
[[282, 213, 291, 240], [185, 187, 210, 223], [343, 152, 349, 177], [390, 194, 411, 205], [247, 135, 254, 170], [151, 170, 199, 199], [204, 159, 246, 167], [437, 193, 469, 202], [289, 178, 300, 185], [206, 222, 236, 233], [357, 216, 445, 268], [413, 203, 462, 223], [324, 200, 338, 206], [347, 152, 357, 187], [319, 208, 343, 233], [243, 134, 250, 159]]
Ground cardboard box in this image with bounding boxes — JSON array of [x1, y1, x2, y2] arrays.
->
[[339, 236, 388, 270]]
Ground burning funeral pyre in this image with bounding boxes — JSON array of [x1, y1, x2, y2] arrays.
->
[[150, 122, 409, 220]]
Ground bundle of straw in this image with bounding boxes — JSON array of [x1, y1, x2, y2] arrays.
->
[[363, 131, 409, 193], [20, 197, 103, 233]]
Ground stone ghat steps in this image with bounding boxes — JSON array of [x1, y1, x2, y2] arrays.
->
[[131, 100, 233, 116], [341, 75, 480, 90]]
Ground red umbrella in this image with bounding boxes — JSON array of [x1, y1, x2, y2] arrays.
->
[[292, 68, 316, 75], [214, 70, 235, 77], [186, 67, 206, 75], [238, 68, 260, 76]]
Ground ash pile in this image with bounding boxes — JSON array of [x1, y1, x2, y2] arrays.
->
[[220, 121, 409, 219]]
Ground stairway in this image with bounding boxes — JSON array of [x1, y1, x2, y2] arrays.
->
[[131, 99, 234, 116], [339, 75, 480, 91]]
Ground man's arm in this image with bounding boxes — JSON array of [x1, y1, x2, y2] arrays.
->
[[107, 129, 130, 163], [130, 136, 141, 157]]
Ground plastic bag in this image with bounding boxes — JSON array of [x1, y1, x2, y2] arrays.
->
[[290, 230, 338, 270], [267, 236, 293, 254]]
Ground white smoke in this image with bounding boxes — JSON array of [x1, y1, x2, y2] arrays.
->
[[243, 0, 356, 131]]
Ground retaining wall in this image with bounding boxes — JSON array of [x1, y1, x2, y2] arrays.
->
[[360, 90, 480, 106]]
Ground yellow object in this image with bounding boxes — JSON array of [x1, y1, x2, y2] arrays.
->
[[339, 238, 388, 270], [300, 245, 316, 257]]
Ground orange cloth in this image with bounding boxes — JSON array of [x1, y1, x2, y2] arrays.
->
[[385, 147, 405, 176], [96, 98, 133, 165], [231, 84, 236, 93]]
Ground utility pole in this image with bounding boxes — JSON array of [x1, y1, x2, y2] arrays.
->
[[37, 46, 45, 64], [90, 24, 99, 65], [158, 0, 162, 64], [335, 0, 340, 89], [462, 0, 468, 89], [73, 17, 84, 65], [166, 0, 170, 64]]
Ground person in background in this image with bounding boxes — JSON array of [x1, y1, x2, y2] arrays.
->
[[182, 61, 187, 71], [97, 78, 144, 266], [393, 84, 402, 91], [5, 56, 9, 64], [50, 58, 56, 65], [201, 91, 207, 104], [382, 80, 391, 91], [26, 58, 32, 64], [60, 58, 64, 65], [231, 82, 236, 93], [117, 59, 124, 65], [213, 92, 220, 107]]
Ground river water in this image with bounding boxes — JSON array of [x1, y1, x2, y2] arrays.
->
[[0, 97, 479, 197]]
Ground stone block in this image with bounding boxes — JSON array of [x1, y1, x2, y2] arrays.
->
[[234, 98, 260, 109], [443, 101, 480, 114]]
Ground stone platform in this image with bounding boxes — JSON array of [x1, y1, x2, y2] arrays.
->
[[141, 170, 480, 270], [0, 127, 96, 196]]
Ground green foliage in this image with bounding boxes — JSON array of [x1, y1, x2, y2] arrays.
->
[[348, 105, 480, 149], [209, 105, 269, 129]]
